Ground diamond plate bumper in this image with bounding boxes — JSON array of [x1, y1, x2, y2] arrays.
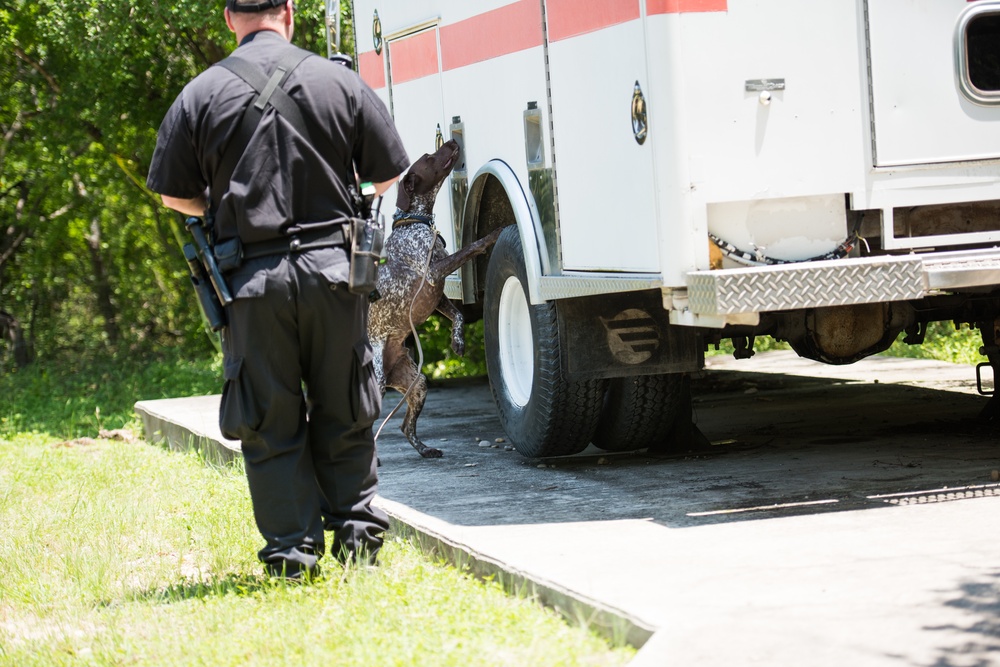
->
[[687, 249, 1000, 315], [922, 249, 1000, 290], [688, 256, 925, 315]]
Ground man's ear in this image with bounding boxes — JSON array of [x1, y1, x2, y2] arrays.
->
[[283, 0, 294, 35]]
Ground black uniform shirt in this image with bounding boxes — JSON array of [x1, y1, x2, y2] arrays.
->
[[147, 30, 409, 243]]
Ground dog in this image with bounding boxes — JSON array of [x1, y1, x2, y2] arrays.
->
[[369, 140, 502, 458]]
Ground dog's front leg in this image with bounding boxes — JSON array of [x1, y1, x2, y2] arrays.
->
[[427, 227, 504, 285], [435, 296, 466, 356]]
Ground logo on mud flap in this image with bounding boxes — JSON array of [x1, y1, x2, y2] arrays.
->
[[601, 309, 660, 365]]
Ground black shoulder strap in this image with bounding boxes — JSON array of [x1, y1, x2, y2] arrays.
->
[[211, 47, 314, 210]]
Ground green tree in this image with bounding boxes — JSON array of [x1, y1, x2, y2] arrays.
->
[[0, 0, 353, 370]]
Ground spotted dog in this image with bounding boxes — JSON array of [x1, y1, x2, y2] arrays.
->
[[369, 140, 503, 458]]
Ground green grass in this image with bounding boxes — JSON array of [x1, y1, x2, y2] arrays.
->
[[418, 315, 488, 380], [709, 320, 985, 366], [0, 432, 633, 666], [0, 349, 223, 439], [0, 354, 634, 666], [884, 321, 985, 366]]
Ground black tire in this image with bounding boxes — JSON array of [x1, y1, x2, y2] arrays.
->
[[484, 226, 606, 457], [593, 373, 690, 452]]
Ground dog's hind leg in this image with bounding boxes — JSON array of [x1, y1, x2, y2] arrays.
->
[[383, 340, 443, 458]]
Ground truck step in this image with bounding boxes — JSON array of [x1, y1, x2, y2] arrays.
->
[[687, 255, 923, 315], [687, 247, 1000, 315], [921, 249, 1000, 291]]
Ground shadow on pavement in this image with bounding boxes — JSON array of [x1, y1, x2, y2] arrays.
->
[[374, 371, 1000, 529], [923, 570, 1000, 667]]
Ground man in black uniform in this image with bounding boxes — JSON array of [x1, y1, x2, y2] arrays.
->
[[147, 0, 410, 578]]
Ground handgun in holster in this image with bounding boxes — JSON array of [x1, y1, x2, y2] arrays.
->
[[183, 216, 233, 331]]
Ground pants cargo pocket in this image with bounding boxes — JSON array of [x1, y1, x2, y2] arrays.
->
[[219, 356, 262, 441], [350, 339, 380, 426]]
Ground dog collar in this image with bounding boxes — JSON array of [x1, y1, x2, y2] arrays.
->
[[392, 210, 435, 226], [391, 210, 446, 248]]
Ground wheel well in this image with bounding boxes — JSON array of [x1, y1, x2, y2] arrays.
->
[[463, 174, 518, 309]]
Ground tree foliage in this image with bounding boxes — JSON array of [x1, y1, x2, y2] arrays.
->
[[0, 0, 355, 370]]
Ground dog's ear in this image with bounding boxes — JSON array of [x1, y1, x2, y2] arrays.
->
[[395, 171, 422, 211]]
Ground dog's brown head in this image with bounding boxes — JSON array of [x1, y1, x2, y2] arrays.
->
[[395, 140, 460, 213]]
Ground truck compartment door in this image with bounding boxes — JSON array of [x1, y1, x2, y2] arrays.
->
[[867, 0, 1000, 166], [385, 25, 456, 248], [545, 1, 659, 272]]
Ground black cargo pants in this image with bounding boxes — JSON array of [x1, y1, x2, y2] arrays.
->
[[219, 244, 389, 573]]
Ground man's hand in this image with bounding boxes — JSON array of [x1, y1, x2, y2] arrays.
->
[[161, 194, 208, 217]]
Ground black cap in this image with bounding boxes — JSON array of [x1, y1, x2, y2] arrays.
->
[[226, 0, 286, 12]]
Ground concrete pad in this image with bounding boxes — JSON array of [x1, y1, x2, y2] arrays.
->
[[135, 395, 240, 465], [135, 352, 1000, 665]]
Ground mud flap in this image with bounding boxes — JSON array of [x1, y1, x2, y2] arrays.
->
[[556, 289, 704, 381]]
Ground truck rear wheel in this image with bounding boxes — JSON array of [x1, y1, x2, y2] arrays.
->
[[592, 373, 689, 452], [484, 226, 606, 457]]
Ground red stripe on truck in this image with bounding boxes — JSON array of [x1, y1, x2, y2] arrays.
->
[[358, 0, 728, 89], [547, 0, 641, 41], [647, 0, 728, 14], [358, 50, 385, 90], [388, 29, 440, 84], [440, 0, 543, 70]]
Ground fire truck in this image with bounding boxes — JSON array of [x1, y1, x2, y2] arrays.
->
[[329, 0, 1000, 458]]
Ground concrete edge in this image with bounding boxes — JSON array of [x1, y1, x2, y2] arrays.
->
[[133, 400, 658, 655], [134, 400, 240, 467], [374, 496, 657, 651], [624, 630, 670, 666]]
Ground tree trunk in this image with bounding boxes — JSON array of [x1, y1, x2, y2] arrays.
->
[[0, 309, 31, 367], [85, 218, 120, 345]]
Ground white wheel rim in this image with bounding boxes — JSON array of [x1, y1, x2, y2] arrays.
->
[[497, 275, 534, 408]]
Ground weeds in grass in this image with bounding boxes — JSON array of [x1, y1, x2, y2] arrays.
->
[[0, 389, 634, 666], [0, 349, 222, 439]]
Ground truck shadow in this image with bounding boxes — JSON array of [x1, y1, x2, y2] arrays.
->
[[374, 371, 1000, 529]]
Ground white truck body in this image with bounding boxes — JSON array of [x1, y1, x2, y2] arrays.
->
[[344, 0, 1000, 455]]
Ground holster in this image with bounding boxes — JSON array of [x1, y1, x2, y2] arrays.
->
[[184, 216, 233, 330], [214, 237, 244, 274], [183, 243, 227, 332]]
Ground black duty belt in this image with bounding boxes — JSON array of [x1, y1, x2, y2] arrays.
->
[[242, 225, 349, 261]]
